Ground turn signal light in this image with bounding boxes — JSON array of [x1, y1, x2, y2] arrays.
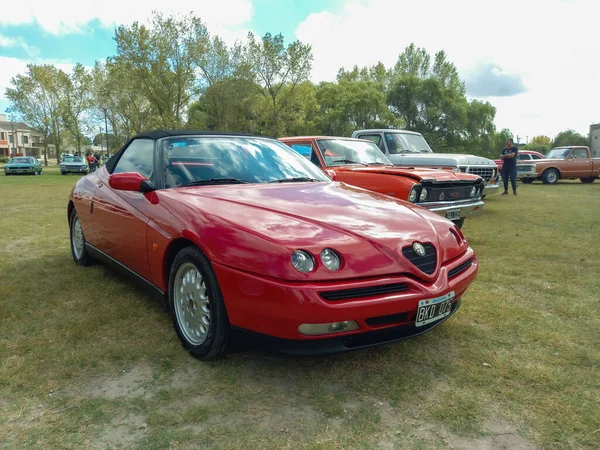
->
[[298, 320, 359, 336]]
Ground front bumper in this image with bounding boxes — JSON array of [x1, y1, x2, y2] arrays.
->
[[212, 250, 478, 354], [5, 168, 36, 174], [483, 181, 500, 195], [421, 199, 484, 221], [517, 169, 538, 179]]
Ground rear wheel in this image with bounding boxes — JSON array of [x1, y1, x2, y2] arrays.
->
[[542, 169, 559, 184], [168, 246, 230, 360], [580, 177, 596, 183], [521, 178, 535, 184], [69, 209, 92, 266]]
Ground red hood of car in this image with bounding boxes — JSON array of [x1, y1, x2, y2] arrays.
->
[[158, 181, 468, 281], [333, 165, 480, 182]]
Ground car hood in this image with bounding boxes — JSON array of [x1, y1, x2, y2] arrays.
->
[[158, 181, 468, 281], [336, 165, 481, 183], [391, 153, 495, 167]]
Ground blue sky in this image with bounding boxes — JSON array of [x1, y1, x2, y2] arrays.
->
[[1, 0, 598, 139]]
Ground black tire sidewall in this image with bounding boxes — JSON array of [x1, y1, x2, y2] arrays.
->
[[543, 169, 558, 184], [168, 246, 229, 360]]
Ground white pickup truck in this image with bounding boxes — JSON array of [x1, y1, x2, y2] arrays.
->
[[351, 129, 501, 197]]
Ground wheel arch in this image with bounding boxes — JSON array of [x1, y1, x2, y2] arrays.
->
[[542, 166, 561, 178], [162, 237, 206, 311], [67, 200, 75, 224]]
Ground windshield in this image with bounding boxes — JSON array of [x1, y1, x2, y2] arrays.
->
[[546, 148, 571, 159], [72, 156, 85, 163], [316, 139, 392, 166], [161, 136, 330, 188], [10, 157, 31, 163], [385, 133, 433, 154], [63, 156, 75, 162]]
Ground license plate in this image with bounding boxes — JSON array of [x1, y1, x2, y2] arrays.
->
[[445, 209, 461, 220], [415, 292, 455, 327]]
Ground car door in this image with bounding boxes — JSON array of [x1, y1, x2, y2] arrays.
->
[[566, 148, 591, 177], [91, 138, 155, 281]]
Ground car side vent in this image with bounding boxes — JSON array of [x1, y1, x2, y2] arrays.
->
[[402, 244, 437, 275], [320, 283, 409, 301]]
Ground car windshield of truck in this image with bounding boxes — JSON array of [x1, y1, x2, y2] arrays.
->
[[72, 157, 85, 163], [316, 139, 393, 167], [161, 136, 330, 188], [546, 148, 571, 159], [63, 156, 75, 163], [384, 133, 433, 154]]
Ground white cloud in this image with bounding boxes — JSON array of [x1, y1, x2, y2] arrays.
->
[[296, 0, 600, 139], [0, 34, 40, 57], [0, 0, 254, 38]]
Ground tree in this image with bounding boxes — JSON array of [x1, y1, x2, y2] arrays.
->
[[5, 64, 66, 164], [60, 64, 93, 153], [245, 32, 313, 136], [112, 12, 210, 128], [552, 129, 588, 148], [531, 135, 552, 146]]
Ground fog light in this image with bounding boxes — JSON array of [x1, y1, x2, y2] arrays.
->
[[298, 320, 359, 336]]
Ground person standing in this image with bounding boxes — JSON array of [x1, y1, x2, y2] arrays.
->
[[500, 138, 518, 195]]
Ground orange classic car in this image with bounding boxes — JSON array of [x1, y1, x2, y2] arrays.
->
[[280, 136, 485, 228]]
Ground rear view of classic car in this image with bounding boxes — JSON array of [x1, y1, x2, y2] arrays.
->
[[280, 136, 484, 228], [67, 131, 479, 359], [4, 156, 42, 175]]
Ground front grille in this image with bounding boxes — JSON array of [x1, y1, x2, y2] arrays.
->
[[365, 312, 409, 326], [466, 167, 495, 181], [320, 282, 409, 301], [448, 258, 474, 278], [424, 185, 473, 202], [402, 244, 437, 275]]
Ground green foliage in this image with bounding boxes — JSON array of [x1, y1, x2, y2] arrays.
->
[[0, 157, 9, 163], [552, 129, 589, 147], [531, 135, 552, 146]]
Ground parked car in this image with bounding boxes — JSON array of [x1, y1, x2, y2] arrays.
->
[[351, 129, 501, 197], [60, 155, 89, 175], [517, 146, 600, 184], [279, 136, 484, 229], [494, 150, 545, 172], [68, 131, 479, 359], [3, 156, 42, 175]]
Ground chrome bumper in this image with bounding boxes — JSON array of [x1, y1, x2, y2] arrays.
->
[[483, 181, 500, 195], [421, 199, 485, 220], [517, 169, 538, 179]]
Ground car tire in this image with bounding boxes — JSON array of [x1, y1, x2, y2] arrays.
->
[[69, 209, 92, 266], [452, 218, 465, 229], [542, 169, 559, 184], [580, 177, 596, 183], [168, 246, 230, 360], [61, 171, 67, 176], [520, 178, 534, 184]]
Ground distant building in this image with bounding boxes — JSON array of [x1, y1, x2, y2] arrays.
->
[[590, 123, 600, 158], [0, 114, 46, 157]]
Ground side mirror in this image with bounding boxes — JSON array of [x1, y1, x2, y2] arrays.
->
[[108, 172, 155, 193]]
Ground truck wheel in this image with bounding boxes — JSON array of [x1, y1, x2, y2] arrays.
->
[[520, 178, 534, 184], [580, 177, 596, 183], [542, 169, 559, 184]]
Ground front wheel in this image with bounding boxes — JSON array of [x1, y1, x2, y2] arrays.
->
[[168, 246, 230, 360], [542, 169, 559, 184], [61, 171, 67, 176], [69, 209, 92, 266], [521, 178, 535, 184], [580, 177, 596, 183]]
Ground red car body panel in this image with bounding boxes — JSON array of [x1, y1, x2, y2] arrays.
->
[[494, 150, 545, 171], [68, 135, 479, 348]]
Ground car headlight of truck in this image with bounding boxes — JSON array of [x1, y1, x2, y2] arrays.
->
[[470, 186, 477, 197], [291, 250, 315, 273], [408, 186, 419, 202], [419, 188, 429, 201]]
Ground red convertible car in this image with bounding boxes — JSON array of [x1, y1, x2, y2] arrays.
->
[[68, 131, 478, 359]]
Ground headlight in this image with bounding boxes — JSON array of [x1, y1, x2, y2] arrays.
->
[[470, 186, 477, 197], [291, 250, 314, 273], [60, 165, 65, 169], [320, 248, 341, 271], [81, 166, 87, 169], [408, 186, 419, 202], [419, 188, 428, 202]]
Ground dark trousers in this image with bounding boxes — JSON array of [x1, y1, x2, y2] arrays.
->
[[501, 164, 517, 192]]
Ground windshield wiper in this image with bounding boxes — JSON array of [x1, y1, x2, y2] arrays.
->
[[268, 177, 319, 183], [331, 159, 367, 166], [179, 178, 250, 187]]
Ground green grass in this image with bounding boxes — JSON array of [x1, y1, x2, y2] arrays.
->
[[1, 169, 599, 449]]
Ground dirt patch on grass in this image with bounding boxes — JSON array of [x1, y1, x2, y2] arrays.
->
[[93, 413, 147, 449], [83, 365, 154, 400]]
